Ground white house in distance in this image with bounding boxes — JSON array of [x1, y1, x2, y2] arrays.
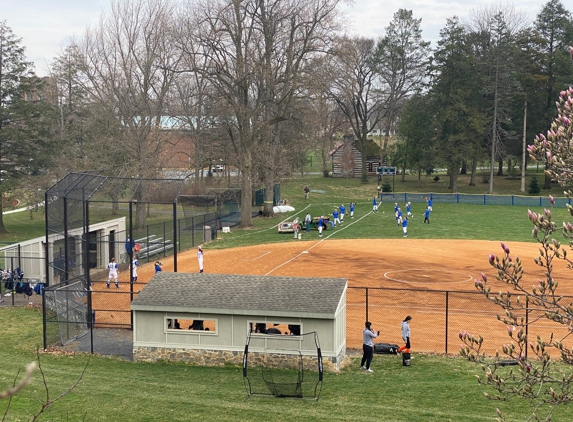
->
[[131, 272, 347, 370]]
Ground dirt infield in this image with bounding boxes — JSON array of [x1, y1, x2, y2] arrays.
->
[[90, 239, 573, 354]]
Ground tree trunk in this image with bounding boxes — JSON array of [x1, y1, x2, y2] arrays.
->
[[0, 200, 6, 234], [544, 172, 552, 189], [449, 165, 460, 193], [521, 100, 527, 193], [497, 158, 503, 176], [360, 135, 368, 183], [136, 201, 146, 230], [262, 169, 274, 217], [460, 160, 467, 175], [239, 151, 253, 227], [469, 157, 477, 186]]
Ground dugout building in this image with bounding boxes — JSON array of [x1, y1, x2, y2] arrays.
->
[[131, 273, 347, 370]]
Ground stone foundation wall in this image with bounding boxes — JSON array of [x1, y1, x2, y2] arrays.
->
[[134, 346, 345, 371]]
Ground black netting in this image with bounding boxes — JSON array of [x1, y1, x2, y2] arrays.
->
[[243, 331, 323, 401]]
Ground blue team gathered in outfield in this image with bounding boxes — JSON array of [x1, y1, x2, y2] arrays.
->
[[284, 191, 435, 239]]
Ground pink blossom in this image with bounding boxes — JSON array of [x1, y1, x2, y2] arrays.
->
[[501, 242, 510, 254], [489, 253, 495, 263], [481, 273, 487, 282], [549, 195, 555, 205]]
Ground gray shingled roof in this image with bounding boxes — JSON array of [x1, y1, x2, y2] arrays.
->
[[131, 273, 347, 319]]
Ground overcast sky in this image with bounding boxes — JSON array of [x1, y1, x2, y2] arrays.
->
[[0, 0, 560, 76]]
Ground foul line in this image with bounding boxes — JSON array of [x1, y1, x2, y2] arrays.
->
[[264, 210, 374, 275], [242, 251, 271, 261]]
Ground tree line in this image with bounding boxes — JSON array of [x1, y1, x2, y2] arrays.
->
[[0, 0, 571, 231]]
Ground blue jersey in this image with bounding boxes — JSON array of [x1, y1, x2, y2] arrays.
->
[[394, 203, 399, 213], [406, 203, 411, 213], [373, 198, 377, 206], [425, 209, 430, 218], [402, 219, 408, 228], [350, 203, 355, 212], [428, 198, 432, 207], [333, 210, 339, 219], [340, 205, 346, 214]]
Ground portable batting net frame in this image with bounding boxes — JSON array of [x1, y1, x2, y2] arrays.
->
[[243, 331, 323, 401]]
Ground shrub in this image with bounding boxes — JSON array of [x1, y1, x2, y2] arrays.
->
[[528, 176, 540, 195]]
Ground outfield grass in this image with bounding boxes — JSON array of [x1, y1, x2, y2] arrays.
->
[[2, 307, 573, 421]]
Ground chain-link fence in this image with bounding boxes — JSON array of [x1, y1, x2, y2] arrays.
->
[[380, 192, 567, 208], [348, 287, 573, 358]]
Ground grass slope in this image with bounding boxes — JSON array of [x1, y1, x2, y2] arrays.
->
[[3, 308, 573, 421]]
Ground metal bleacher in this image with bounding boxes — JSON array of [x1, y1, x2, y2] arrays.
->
[[134, 235, 174, 260]]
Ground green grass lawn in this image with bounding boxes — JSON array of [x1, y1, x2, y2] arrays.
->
[[2, 307, 572, 421]]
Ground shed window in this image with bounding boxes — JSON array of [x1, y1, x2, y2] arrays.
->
[[166, 318, 216, 333], [250, 322, 301, 336]]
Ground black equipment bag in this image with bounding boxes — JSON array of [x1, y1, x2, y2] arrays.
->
[[374, 342, 399, 355]]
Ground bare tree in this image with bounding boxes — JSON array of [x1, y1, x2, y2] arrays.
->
[[180, 0, 341, 224], [325, 36, 383, 182], [466, 4, 528, 194], [374, 9, 431, 156], [74, 0, 181, 225]]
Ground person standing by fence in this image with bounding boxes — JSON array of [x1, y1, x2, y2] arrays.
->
[[398, 316, 412, 353], [360, 321, 379, 373], [304, 185, 310, 199], [197, 245, 204, 273]]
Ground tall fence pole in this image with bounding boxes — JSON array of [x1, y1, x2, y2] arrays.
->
[[365, 288, 369, 323], [445, 291, 449, 355], [173, 202, 178, 273]]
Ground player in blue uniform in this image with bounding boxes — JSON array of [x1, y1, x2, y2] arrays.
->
[[332, 208, 340, 226], [350, 202, 355, 218], [402, 216, 408, 237], [406, 202, 412, 217], [396, 208, 403, 226], [339, 204, 346, 224], [424, 207, 430, 224], [372, 197, 378, 212]]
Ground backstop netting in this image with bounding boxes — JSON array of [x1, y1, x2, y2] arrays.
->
[[44, 278, 90, 346], [243, 330, 323, 401]]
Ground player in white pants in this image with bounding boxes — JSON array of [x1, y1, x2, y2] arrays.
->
[[107, 257, 119, 289]]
